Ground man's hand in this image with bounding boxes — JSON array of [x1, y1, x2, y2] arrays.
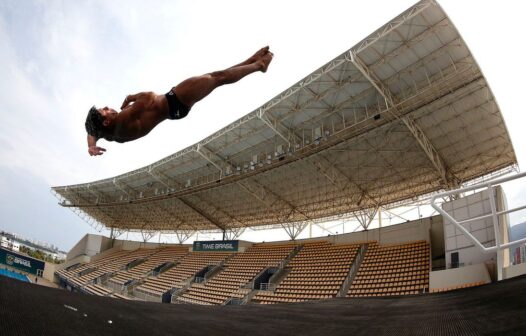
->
[[120, 93, 138, 110], [120, 96, 131, 110], [89, 146, 106, 156]]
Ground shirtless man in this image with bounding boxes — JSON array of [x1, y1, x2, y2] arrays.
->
[[85, 46, 274, 156]]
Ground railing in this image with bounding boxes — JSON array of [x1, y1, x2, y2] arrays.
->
[[430, 171, 526, 280], [245, 263, 277, 289], [123, 279, 140, 294], [278, 244, 303, 269], [151, 262, 175, 277], [170, 278, 195, 303], [78, 267, 96, 276], [126, 258, 145, 270], [133, 287, 163, 302], [337, 244, 367, 297], [106, 279, 124, 292], [259, 283, 276, 291], [225, 288, 253, 305], [203, 263, 223, 282], [94, 272, 115, 285]]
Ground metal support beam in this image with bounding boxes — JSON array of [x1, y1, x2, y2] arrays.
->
[[223, 227, 245, 240], [57, 188, 117, 227], [313, 222, 336, 236], [402, 116, 459, 189], [350, 51, 459, 189], [258, 109, 299, 145], [175, 230, 195, 244], [307, 153, 380, 208], [196, 144, 223, 175], [148, 167, 175, 189], [281, 221, 309, 240], [109, 228, 126, 239], [352, 0, 435, 55], [353, 207, 379, 230], [154, 166, 239, 232], [156, 203, 198, 232], [113, 178, 131, 197], [141, 230, 156, 242], [86, 184, 103, 203], [177, 197, 227, 231], [191, 143, 310, 224], [151, 168, 237, 232], [237, 180, 310, 222]]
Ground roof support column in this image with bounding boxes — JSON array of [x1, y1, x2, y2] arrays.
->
[[353, 207, 379, 230], [141, 230, 156, 243], [175, 230, 195, 244], [109, 228, 126, 240], [281, 221, 309, 240], [222, 227, 245, 240]]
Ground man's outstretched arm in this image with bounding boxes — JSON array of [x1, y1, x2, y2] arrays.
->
[[87, 134, 106, 156]]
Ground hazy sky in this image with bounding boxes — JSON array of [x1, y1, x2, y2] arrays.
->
[[1, 0, 526, 251]]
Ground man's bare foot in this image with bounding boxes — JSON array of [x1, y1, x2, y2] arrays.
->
[[258, 51, 274, 73], [229, 46, 270, 69], [246, 46, 270, 65]]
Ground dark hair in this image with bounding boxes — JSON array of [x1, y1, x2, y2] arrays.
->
[[85, 106, 104, 138]]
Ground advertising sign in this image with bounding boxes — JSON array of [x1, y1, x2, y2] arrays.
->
[[193, 240, 238, 252], [0, 248, 45, 275]]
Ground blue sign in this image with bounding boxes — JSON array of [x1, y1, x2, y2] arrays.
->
[[0, 248, 45, 275]]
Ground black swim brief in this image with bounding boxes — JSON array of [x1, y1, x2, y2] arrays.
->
[[165, 90, 190, 120]]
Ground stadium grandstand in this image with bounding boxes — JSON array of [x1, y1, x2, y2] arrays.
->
[[3, 0, 526, 335]]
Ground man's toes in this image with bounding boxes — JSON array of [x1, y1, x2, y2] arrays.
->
[[257, 46, 270, 58]]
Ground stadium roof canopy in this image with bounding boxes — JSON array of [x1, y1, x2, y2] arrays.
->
[[52, 0, 516, 238]]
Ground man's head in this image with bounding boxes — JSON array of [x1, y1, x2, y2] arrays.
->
[[85, 106, 118, 138]]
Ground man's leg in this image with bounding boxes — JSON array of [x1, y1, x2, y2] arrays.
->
[[173, 49, 273, 108]]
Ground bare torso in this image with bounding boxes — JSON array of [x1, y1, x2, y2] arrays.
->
[[109, 92, 169, 143]]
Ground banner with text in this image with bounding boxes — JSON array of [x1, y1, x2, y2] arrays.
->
[[0, 248, 45, 275], [193, 240, 239, 252]]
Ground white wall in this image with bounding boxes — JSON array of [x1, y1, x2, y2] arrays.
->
[[503, 262, 526, 280], [304, 216, 433, 246], [43, 261, 56, 282], [55, 254, 92, 272], [429, 263, 491, 290], [442, 186, 510, 272], [66, 234, 104, 260]]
